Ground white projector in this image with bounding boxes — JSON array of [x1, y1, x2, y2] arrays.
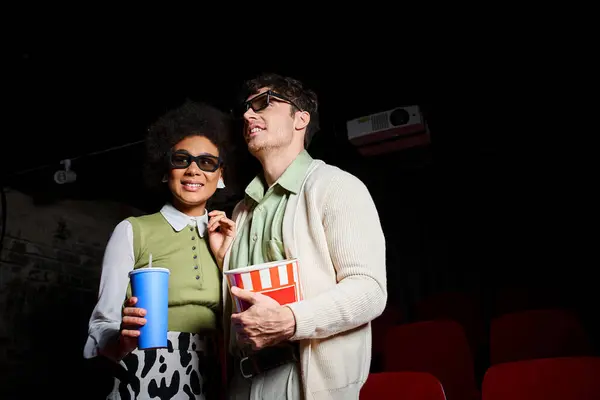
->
[[346, 105, 430, 156]]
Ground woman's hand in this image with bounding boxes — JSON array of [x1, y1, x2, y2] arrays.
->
[[207, 210, 236, 269], [118, 296, 147, 357]]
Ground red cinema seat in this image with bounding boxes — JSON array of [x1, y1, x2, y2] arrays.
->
[[482, 356, 600, 400], [361, 371, 446, 399], [383, 320, 479, 400], [490, 308, 592, 365]]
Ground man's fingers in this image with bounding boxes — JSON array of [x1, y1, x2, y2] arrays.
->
[[231, 286, 256, 303], [230, 313, 242, 325]]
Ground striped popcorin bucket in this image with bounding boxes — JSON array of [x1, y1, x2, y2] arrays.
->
[[224, 258, 302, 312]]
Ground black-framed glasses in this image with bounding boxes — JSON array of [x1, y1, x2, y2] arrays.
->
[[166, 150, 222, 172], [240, 90, 303, 116]]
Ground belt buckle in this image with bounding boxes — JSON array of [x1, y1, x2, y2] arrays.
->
[[239, 356, 254, 379]]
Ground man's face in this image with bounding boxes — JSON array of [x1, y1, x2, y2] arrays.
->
[[242, 87, 298, 155]]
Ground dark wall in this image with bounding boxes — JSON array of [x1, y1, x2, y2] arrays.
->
[[0, 189, 144, 398]]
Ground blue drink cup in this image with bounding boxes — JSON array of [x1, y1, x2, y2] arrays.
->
[[128, 267, 170, 350]]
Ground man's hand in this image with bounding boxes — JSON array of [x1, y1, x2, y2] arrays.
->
[[230, 286, 296, 351]]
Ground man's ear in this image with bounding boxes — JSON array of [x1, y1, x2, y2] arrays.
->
[[294, 111, 310, 131]]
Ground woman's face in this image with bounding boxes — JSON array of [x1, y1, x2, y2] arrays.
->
[[166, 135, 222, 215]]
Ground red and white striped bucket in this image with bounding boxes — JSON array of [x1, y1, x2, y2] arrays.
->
[[224, 258, 302, 313]]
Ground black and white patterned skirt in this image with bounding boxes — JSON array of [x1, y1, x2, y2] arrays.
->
[[106, 332, 219, 400]]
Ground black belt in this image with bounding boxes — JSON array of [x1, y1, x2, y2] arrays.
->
[[239, 343, 299, 379]]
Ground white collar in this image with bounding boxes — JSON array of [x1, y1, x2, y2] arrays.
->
[[159, 203, 208, 237]]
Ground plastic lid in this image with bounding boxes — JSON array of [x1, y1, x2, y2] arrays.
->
[[129, 267, 170, 276]]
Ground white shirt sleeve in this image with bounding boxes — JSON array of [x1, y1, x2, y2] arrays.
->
[[83, 219, 135, 359]]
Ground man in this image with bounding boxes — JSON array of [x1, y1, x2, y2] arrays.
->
[[222, 73, 387, 400]]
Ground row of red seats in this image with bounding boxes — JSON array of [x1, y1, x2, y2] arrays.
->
[[370, 306, 594, 399], [381, 289, 590, 354], [373, 291, 594, 368], [361, 356, 600, 399], [412, 289, 590, 357]]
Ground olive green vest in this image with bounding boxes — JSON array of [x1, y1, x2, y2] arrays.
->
[[125, 212, 221, 334]]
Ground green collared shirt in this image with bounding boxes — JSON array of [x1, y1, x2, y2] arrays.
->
[[229, 150, 313, 270]]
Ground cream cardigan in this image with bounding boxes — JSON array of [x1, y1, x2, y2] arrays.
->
[[222, 160, 387, 400]]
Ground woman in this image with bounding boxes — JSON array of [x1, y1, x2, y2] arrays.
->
[[84, 100, 236, 399]]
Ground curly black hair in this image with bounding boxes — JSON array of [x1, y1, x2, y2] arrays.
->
[[240, 73, 320, 148], [144, 99, 234, 198]]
